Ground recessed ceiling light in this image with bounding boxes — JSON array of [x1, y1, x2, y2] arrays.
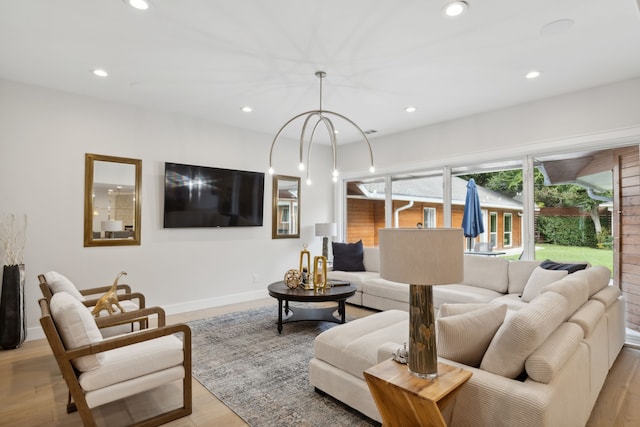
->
[[125, 0, 150, 10], [241, 106, 252, 113], [405, 106, 417, 113], [92, 68, 109, 78], [443, 1, 469, 18], [525, 70, 542, 79]]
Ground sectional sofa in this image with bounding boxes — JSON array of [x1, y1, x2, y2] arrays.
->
[[313, 247, 626, 426]]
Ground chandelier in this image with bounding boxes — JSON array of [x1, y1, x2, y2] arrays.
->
[[268, 71, 375, 185]]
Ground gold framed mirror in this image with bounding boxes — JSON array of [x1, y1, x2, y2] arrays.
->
[[272, 175, 300, 239], [84, 153, 142, 247]]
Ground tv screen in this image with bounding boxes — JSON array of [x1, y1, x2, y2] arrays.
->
[[163, 162, 264, 228]]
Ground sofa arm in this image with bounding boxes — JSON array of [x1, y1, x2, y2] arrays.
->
[[443, 341, 590, 427]]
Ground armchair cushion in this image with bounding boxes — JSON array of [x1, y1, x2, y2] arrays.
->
[[78, 334, 185, 391], [49, 292, 104, 371], [45, 271, 85, 301]]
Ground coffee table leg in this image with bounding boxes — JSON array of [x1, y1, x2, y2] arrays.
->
[[277, 298, 283, 333], [339, 300, 346, 323], [284, 299, 290, 315]]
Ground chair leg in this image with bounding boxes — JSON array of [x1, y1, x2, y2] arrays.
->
[[66, 390, 77, 413]]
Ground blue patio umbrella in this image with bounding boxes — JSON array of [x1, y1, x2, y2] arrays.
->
[[461, 178, 484, 250]]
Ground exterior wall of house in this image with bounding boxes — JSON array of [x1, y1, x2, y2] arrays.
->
[[346, 198, 521, 250]]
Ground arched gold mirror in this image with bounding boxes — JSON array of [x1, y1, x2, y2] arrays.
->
[[84, 153, 142, 247], [272, 175, 300, 239]]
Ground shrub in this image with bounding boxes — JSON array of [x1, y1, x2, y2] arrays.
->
[[537, 216, 599, 247]]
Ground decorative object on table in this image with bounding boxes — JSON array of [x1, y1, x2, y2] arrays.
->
[[313, 255, 328, 290], [91, 271, 128, 317], [315, 222, 337, 259], [284, 269, 302, 289], [379, 228, 463, 379], [392, 342, 409, 364], [300, 244, 313, 289], [0, 213, 27, 349], [267, 71, 375, 186]]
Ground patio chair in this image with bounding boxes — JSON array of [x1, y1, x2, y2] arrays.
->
[[39, 272, 147, 336], [39, 293, 192, 427]]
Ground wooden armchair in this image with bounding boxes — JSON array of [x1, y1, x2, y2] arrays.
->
[[38, 272, 147, 335], [39, 294, 192, 427]]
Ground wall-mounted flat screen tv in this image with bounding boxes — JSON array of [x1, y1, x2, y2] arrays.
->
[[163, 162, 264, 228]]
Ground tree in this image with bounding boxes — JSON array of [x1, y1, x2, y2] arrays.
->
[[461, 169, 611, 237]]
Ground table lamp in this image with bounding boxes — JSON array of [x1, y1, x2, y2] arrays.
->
[[315, 222, 337, 259], [379, 228, 463, 379]]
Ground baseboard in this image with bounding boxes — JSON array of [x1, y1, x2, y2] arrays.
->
[[26, 289, 270, 342]]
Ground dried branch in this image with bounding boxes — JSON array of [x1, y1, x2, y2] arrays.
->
[[0, 213, 27, 266]]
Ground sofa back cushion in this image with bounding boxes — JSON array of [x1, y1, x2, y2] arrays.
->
[[462, 255, 509, 293], [437, 303, 507, 367], [571, 265, 611, 297], [541, 275, 589, 318], [520, 267, 568, 302], [362, 246, 380, 273], [507, 260, 541, 294], [480, 291, 568, 379]]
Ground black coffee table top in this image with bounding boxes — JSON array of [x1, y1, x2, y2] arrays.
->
[[267, 281, 356, 302]]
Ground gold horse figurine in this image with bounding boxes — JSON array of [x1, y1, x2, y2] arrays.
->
[[91, 271, 127, 317]]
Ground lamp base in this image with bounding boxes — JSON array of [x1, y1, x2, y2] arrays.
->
[[408, 284, 438, 379], [322, 236, 329, 259]]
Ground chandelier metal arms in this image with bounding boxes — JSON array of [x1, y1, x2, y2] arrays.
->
[[268, 71, 375, 185]]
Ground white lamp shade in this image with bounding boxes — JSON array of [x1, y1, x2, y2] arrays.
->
[[379, 228, 463, 285], [315, 222, 337, 237], [101, 220, 123, 232]]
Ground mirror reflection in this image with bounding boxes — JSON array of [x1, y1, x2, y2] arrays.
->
[[272, 175, 300, 239], [84, 154, 142, 247]]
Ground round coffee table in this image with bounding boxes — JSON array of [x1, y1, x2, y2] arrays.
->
[[267, 281, 356, 333]]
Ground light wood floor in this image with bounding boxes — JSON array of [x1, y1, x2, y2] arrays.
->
[[1, 298, 638, 426]]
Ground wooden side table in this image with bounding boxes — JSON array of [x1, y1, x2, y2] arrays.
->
[[364, 359, 472, 427]]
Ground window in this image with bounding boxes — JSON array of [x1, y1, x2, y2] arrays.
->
[[504, 213, 512, 247], [423, 207, 436, 228], [490, 212, 497, 248]]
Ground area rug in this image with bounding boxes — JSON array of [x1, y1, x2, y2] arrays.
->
[[188, 305, 379, 427]]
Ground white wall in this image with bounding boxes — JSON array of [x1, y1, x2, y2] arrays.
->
[[341, 77, 640, 176], [0, 79, 335, 337]]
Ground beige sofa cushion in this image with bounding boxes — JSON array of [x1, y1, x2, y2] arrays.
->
[[507, 260, 541, 295], [462, 255, 510, 293], [541, 275, 589, 317], [364, 277, 409, 302], [480, 291, 568, 378], [590, 285, 621, 308], [525, 322, 583, 384], [437, 304, 507, 367], [572, 265, 611, 296], [50, 292, 104, 372], [433, 284, 503, 308], [362, 246, 380, 273], [521, 266, 568, 302], [314, 310, 408, 380], [326, 270, 379, 293], [569, 300, 605, 338]]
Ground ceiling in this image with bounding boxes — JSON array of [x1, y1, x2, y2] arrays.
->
[[2, 0, 640, 144]]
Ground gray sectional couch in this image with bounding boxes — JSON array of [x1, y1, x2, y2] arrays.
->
[[313, 247, 626, 426]]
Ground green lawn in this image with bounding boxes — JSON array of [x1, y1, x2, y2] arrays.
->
[[502, 243, 613, 274]]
